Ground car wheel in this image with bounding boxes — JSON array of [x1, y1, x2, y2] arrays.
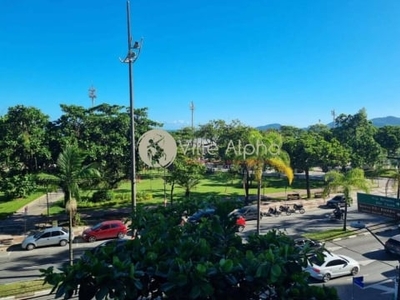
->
[[322, 273, 331, 282], [59, 240, 67, 246], [351, 267, 359, 275], [299, 208, 305, 214], [26, 243, 35, 251], [117, 232, 125, 239], [88, 236, 96, 243]]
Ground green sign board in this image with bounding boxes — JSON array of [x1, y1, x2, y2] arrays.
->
[[357, 193, 400, 219]]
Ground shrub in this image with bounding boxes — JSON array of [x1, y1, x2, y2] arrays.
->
[[137, 191, 152, 202], [41, 202, 339, 300], [91, 190, 113, 203]]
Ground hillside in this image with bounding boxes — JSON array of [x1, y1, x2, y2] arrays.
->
[[257, 116, 400, 130]]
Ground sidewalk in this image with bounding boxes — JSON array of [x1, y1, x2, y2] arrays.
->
[[0, 191, 64, 246]]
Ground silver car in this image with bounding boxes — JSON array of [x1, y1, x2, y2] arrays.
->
[[304, 251, 360, 282], [21, 227, 73, 250]]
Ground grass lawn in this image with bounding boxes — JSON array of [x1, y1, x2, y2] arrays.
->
[[6, 173, 327, 217], [0, 190, 46, 219], [303, 228, 359, 241], [0, 280, 51, 298]]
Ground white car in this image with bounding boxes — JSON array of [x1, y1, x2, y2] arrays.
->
[[304, 252, 360, 282], [21, 227, 73, 250]]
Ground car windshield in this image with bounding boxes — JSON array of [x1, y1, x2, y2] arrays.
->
[[332, 195, 343, 200], [33, 231, 43, 239], [91, 223, 103, 230]]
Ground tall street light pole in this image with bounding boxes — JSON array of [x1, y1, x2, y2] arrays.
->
[[120, 0, 143, 214]]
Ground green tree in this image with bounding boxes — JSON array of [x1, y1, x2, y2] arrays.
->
[[374, 126, 400, 156], [323, 168, 370, 231], [196, 120, 252, 163], [40, 145, 100, 265], [166, 152, 206, 201], [283, 131, 321, 198], [0, 105, 51, 198], [47, 104, 160, 188], [41, 203, 339, 300], [234, 129, 293, 234], [0, 105, 51, 173], [283, 131, 350, 198], [332, 108, 382, 168]]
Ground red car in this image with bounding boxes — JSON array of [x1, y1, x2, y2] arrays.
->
[[82, 220, 128, 242]]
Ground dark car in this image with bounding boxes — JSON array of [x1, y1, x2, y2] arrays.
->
[[384, 234, 400, 256], [187, 208, 216, 224], [82, 239, 128, 263], [294, 238, 324, 250], [326, 195, 348, 208], [82, 220, 128, 242], [229, 205, 262, 221]]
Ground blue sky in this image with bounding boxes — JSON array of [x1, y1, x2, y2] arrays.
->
[[1, 0, 399, 129]]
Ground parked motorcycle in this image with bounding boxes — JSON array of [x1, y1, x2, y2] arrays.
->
[[266, 207, 280, 217], [279, 205, 291, 216], [292, 203, 305, 214]]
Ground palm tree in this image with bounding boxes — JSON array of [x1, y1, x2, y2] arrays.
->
[[323, 168, 370, 231], [40, 145, 100, 265], [239, 130, 294, 235]]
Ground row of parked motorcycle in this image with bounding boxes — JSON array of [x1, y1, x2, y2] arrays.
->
[[262, 203, 305, 217]]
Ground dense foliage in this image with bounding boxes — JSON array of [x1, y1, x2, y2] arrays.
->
[[0, 104, 399, 202], [41, 201, 339, 300]]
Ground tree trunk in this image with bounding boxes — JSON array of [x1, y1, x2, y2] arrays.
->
[[305, 168, 311, 199], [242, 168, 250, 201], [170, 183, 175, 204], [256, 180, 261, 235], [343, 202, 348, 231], [69, 210, 73, 265]]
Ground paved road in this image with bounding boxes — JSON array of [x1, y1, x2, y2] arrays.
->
[[0, 237, 132, 284], [319, 228, 400, 300], [4, 230, 398, 300], [0, 201, 396, 285]]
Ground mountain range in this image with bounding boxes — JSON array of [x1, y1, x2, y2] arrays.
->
[[256, 116, 400, 131]]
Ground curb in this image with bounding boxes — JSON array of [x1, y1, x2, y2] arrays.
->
[[0, 289, 52, 300], [326, 224, 399, 242]]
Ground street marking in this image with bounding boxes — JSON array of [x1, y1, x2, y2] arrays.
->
[[326, 246, 342, 252], [364, 280, 394, 294], [358, 259, 375, 267]]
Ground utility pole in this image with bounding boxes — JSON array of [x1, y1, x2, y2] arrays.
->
[[190, 101, 195, 130], [120, 0, 143, 216], [190, 101, 195, 147], [331, 109, 336, 128], [88, 86, 97, 107]]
